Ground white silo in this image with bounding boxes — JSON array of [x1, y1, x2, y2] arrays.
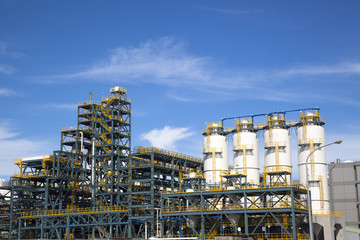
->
[[264, 113, 292, 185], [203, 122, 228, 184], [297, 111, 329, 211], [233, 118, 260, 185]]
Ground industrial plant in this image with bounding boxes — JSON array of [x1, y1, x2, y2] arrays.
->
[[0, 86, 346, 240]]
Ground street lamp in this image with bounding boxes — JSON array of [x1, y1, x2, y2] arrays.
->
[[306, 140, 342, 240]]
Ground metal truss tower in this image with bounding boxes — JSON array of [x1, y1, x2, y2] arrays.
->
[[0, 86, 132, 239]]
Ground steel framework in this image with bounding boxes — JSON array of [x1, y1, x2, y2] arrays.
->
[[128, 146, 202, 239], [160, 172, 312, 240], [0, 87, 203, 239]]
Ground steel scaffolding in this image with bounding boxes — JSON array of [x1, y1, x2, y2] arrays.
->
[[128, 146, 202, 239], [0, 86, 203, 239], [160, 173, 311, 240]]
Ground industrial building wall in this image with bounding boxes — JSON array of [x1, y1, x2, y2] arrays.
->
[[328, 160, 360, 239]]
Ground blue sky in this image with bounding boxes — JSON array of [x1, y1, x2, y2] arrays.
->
[[0, 0, 359, 179]]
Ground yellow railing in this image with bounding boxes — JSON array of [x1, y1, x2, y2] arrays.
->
[[233, 144, 254, 151], [110, 86, 127, 94], [21, 205, 127, 218], [264, 166, 292, 174], [183, 172, 205, 179], [78, 101, 101, 107], [162, 233, 308, 240], [203, 147, 223, 153], [13, 158, 21, 164], [313, 209, 344, 217], [264, 141, 287, 148], [132, 158, 196, 173], [163, 182, 307, 195], [134, 146, 202, 163], [161, 234, 200, 239], [14, 170, 52, 178], [163, 200, 307, 213], [102, 93, 131, 105], [61, 126, 93, 133], [298, 138, 322, 145]]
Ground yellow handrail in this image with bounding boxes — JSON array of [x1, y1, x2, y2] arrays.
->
[[21, 205, 127, 218]]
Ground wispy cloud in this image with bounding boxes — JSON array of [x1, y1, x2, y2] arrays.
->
[[39, 37, 360, 104], [43, 37, 251, 90], [0, 64, 17, 74], [0, 120, 51, 177], [0, 42, 26, 59], [41, 103, 78, 111], [0, 88, 17, 96], [202, 7, 257, 15], [140, 126, 194, 151], [277, 63, 360, 77], [0, 120, 19, 140], [326, 133, 360, 162]]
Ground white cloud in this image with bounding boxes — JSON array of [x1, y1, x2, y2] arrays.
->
[[202, 7, 257, 15], [0, 120, 51, 177], [40, 37, 360, 104], [140, 126, 195, 150], [277, 63, 360, 77], [326, 133, 360, 162], [0, 88, 16, 96], [0, 121, 19, 140], [46, 37, 251, 90], [42, 103, 78, 111], [0, 64, 17, 74], [0, 42, 26, 59]]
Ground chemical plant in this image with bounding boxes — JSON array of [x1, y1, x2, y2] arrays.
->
[[0, 86, 345, 240]]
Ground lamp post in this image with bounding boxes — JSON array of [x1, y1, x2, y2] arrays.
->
[[306, 140, 342, 240]]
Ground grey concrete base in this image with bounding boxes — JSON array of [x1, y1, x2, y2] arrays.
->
[[313, 215, 345, 240]]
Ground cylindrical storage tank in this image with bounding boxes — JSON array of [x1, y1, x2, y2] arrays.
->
[[203, 122, 228, 184], [297, 111, 329, 211], [264, 114, 292, 185], [233, 118, 260, 185]]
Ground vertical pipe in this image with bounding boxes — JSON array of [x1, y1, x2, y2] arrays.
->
[[145, 223, 147, 239], [92, 138, 95, 202], [17, 217, 21, 240], [201, 195, 205, 240], [40, 216, 44, 239], [79, 131, 83, 153], [156, 208, 159, 237], [291, 188, 297, 240], [244, 191, 248, 236]]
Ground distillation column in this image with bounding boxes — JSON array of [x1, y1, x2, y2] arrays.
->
[[264, 113, 292, 185], [233, 118, 260, 185], [297, 111, 329, 212], [203, 122, 228, 184]]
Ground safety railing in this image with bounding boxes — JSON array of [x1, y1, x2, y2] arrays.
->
[[21, 205, 127, 218], [313, 209, 344, 217], [102, 93, 131, 105], [264, 141, 287, 148], [161, 233, 309, 240], [264, 165, 292, 174], [297, 138, 323, 145], [233, 144, 254, 151], [163, 182, 307, 194], [202, 147, 223, 153], [131, 158, 196, 172], [13, 170, 52, 179], [162, 201, 308, 214], [134, 146, 202, 163]]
